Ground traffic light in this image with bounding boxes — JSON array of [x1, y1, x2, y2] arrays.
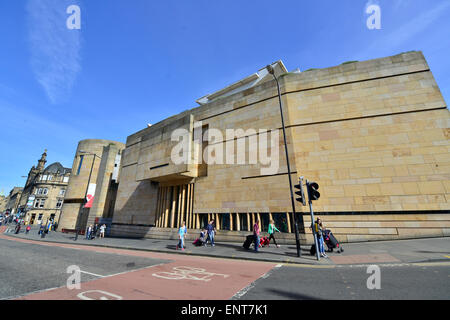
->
[[294, 177, 306, 206], [307, 181, 320, 201]]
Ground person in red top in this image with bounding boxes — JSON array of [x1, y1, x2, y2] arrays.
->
[[253, 219, 260, 252]]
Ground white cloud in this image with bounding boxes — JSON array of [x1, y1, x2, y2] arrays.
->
[[26, 0, 82, 104], [358, 1, 450, 59]]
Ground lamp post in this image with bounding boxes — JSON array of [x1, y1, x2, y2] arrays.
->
[[266, 64, 302, 257]]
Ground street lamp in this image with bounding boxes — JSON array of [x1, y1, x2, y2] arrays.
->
[[266, 64, 302, 257]]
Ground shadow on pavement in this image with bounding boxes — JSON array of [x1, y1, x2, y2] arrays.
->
[[266, 289, 323, 300]]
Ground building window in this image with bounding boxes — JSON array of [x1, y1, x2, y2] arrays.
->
[[259, 213, 270, 232], [59, 189, 66, 196], [272, 213, 289, 233], [63, 176, 69, 183], [43, 188, 48, 195], [220, 213, 230, 231], [48, 175, 53, 181], [198, 214, 209, 229], [38, 214, 43, 222], [34, 199, 46, 208], [239, 213, 248, 231], [42, 175, 47, 181], [77, 155, 84, 175], [56, 199, 63, 208]]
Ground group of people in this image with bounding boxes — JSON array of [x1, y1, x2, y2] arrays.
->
[[177, 218, 283, 252], [85, 223, 107, 240], [176, 219, 217, 251], [252, 219, 281, 252]]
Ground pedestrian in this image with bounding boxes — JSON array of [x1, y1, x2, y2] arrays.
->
[[93, 223, 99, 239], [86, 225, 93, 240], [268, 220, 281, 248], [46, 221, 52, 234], [176, 221, 187, 251], [200, 229, 207, 245], [253, 219, 261, 252], [205, 220, 216, 247], [14, 223, 21, 234], [314, 218, 327, 258], [38, 223, 44, 235], [99, 224, 106, 238], [26, 225, 31, 234]]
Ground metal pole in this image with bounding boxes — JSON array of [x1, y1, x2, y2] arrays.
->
[[307, 179, 321, 261], [272, 74, 302, 258]]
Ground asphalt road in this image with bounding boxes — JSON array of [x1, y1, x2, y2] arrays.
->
[[0, 238, 169, 300], [235, 263, 450, 300], [1, 236, 449, 300]]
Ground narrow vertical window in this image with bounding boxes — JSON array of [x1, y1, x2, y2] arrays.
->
[[77, 155, 84, 175]]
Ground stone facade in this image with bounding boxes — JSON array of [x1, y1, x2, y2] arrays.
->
[[0, 195, 7, 213], [18, 151, 71, 225], [110, 51, 449, 243], [58, 139, 125, 231], [4, 187, 23, 215]]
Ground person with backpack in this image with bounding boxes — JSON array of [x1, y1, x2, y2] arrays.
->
[[176, 221, 187, 251], [268, 219, 281, 248]]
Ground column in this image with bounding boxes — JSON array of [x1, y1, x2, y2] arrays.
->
[[286, 212, 292, 233], [229, 213, 233, 231]]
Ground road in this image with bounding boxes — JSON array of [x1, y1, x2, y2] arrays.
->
[[0, 236, 449, 300]]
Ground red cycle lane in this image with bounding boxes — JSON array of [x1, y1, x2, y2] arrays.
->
[[0, 234, 276, 300]]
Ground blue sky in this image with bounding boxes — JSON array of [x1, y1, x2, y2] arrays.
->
[[1, 0, 449, 195]]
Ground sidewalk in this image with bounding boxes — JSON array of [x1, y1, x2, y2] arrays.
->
[[3, 225, 450, 266]]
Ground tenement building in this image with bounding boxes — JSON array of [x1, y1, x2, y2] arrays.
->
[[58, 139, 125, 232], [19, 150, 71, 225], [4, 187, 23, 215], [109, 51, 449, 244]]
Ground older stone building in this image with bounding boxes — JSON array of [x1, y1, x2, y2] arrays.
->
[[58, 139, 125, 232], [0, 194, 7, 213], [19, 151, 71, 225], [108, 51, 449, 243], [4, 187, 23, 215]]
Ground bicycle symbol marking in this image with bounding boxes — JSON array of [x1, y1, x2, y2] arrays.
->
[[152, 266, 230, 281]]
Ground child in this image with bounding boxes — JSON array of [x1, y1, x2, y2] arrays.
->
[[200, 229, 206, 245], [176, 221, 187, 251]]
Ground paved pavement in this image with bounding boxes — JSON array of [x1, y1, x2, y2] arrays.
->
[[2, 225, 450, 266]]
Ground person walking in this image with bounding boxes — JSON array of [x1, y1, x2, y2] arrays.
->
[[86, 225, 93, 240], [205, 220, 216, 247], [93, 223, 100, 239], [25, 225, 31, 234], [253, 219, 261, 252], [176, 221, 187, 251], [46, 221, 52, 234], [314, 218, 327, 258], [99, 224, 106, 238], [268, 220, 281, 248]]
